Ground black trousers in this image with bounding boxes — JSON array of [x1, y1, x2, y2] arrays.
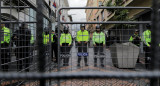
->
[[77, 42, 88, 64], [53, 43, 58, 63], [94, 43, 104, 65], [1, 43, 10, 71], [29, 44, 34, 65], [15, 47, 30, 72], [51, 43, 54, 60], [60, 43, 71, 65], [144, 44, 151, 69], [94, 43, 104, 55]]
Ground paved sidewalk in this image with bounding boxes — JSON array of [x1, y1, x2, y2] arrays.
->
[[50, 44, 149, 86]]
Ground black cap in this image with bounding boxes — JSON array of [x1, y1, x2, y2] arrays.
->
[[81, 24, 85, 27], [64, 26, 68, 31], [80, 24, 85, 29], [135, 29, 139, 32], [20, 23, 28, 29], [44, 27, 49, 32], [96, 25, 100, 29], [146, 24, 151, 28]]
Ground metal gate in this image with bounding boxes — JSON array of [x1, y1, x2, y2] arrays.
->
[[0, 0, 160, 86]]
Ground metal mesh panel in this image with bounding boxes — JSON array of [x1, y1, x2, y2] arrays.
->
[[0, 0, 54, 85], [0, 0, 160, 86], [51, 23, 151, 86]]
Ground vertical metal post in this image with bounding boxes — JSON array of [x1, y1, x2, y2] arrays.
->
[[59, 0, 60, 8], [48, 7, 52, 86], [139, 23, 143, 53], [151, 0, 160, 86], [57, 8, 61, 86], [36, 0, 46, 86], [48, 21, 52, 86], [0, 0, 2, 71]]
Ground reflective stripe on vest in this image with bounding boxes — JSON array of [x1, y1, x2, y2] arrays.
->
[[1, 27, 10, 44]]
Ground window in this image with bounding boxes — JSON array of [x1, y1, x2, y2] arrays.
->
[[101, 10, 104, 21], [97, 16, 99, 22], [98, 1, 102, 7]]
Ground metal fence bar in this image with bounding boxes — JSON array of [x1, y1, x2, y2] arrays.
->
[[57, 7, 61, 86], [151, 0, 160, 85], [1, 21, 37, 23], [0, 0, 2, 71], [0, 71, 160, 79], [60, 21, 151, 24], [48, 6, 52, 85], [36, 0, 46, 86], [1, 6, 30, 8], [58, 7, 152, 10], [151, 0, 160, 72]]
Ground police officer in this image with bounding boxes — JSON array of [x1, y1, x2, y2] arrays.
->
[[51, 30, 55, 62], [60, 26, 72, 66], [43, 29, 49, 57], [43, 30, 49, 45], [129, 29, 141, 63], [29, 34, 34, 65], [92, 25, 105, 67], [0, 24, 11, 71], [53, 26, 58, 63], [76, 24, 89, 67], [13, 23, 31, 72], [30, 34, 34, 45], [142, 24, 151, 69], [129, 29, 141, 46]]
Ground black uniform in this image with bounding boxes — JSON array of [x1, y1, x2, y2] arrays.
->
[[53, 31, 58, 63], [131, 34, 141, 46], [144, 43, 151, 69], [13, 26, 31, 72], [1, 43, 10, 71], [60, 43, 71, 66], [94, 43, 104, 67], [77, 42, 88, 66]]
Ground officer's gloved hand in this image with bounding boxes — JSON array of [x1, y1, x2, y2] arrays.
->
[[147, 57, 151, 61], [4, 42, 9, 46]]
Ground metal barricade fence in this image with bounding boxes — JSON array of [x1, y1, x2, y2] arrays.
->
[[0, 0, 160, 86], [0, 0, 54, 85]]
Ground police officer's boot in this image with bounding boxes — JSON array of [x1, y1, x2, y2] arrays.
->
[[136, 55, 140, 63], [66, 58, 69, 66], [145, 57, 151, 69], [77, 57, 81, 67], [84, 57, 88, 66], [100, 58, 104, 67], [63, 58, 66, 66], [137, 58, 140, 63], [94, 58, 97, 67]]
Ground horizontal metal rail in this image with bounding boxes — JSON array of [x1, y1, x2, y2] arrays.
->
[[1, 21, 37, 23], [58, 7, 152, 10], [0, 71, 160, 79], [60, 21, 151, 24], [1, 6, 30, 8]]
